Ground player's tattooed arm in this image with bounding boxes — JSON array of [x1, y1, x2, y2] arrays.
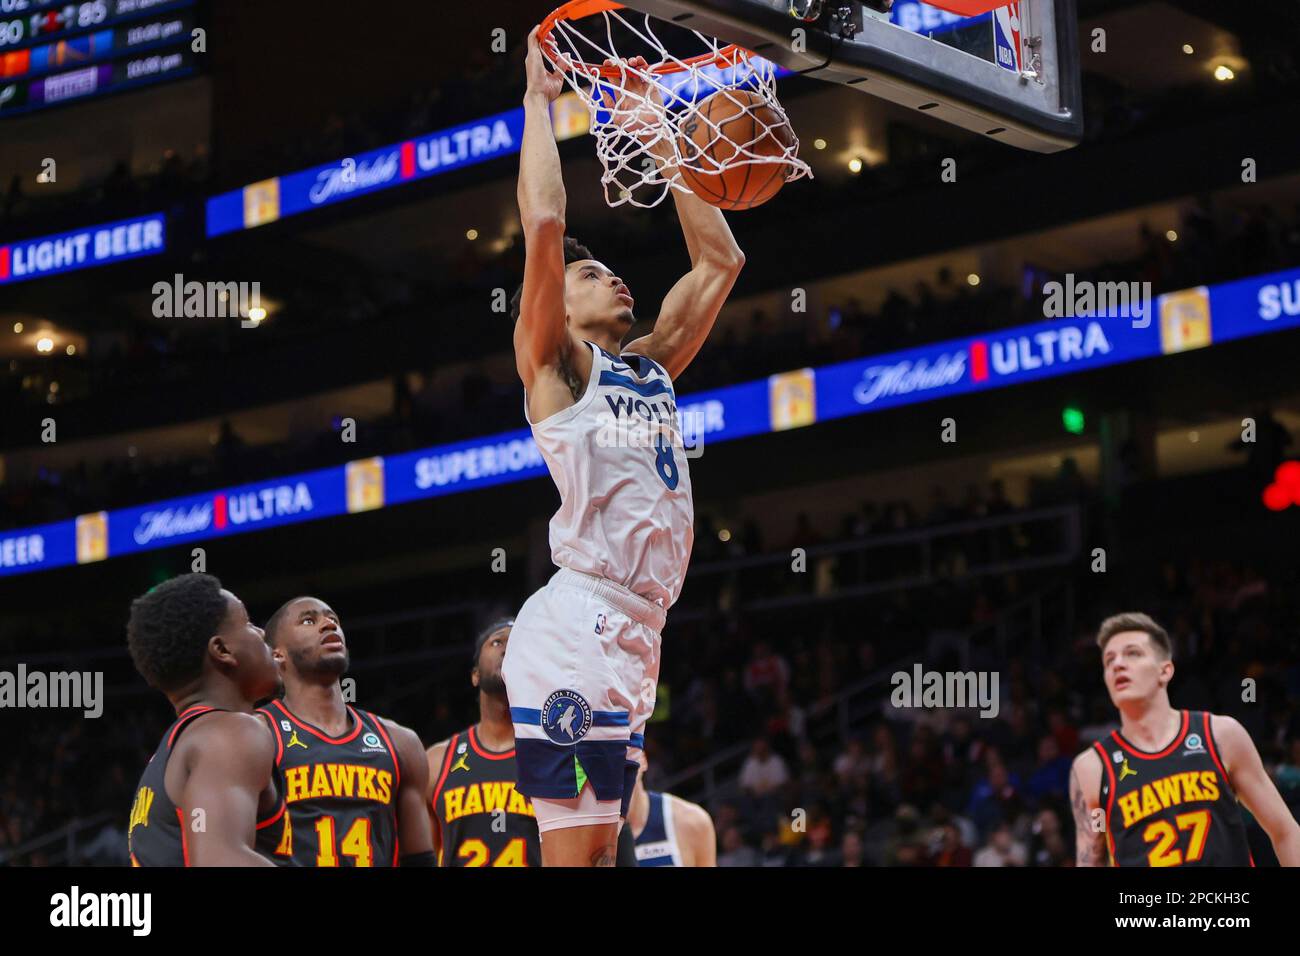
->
[[177, 713, 277, 866], [424, 737, 452, 858], [1212, 714, 1300, 865], [384, 719, 435, 858], [1069, 750, 1107, 867]]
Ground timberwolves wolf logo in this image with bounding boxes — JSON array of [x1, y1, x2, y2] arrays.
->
[[542, 690, 593, 745]]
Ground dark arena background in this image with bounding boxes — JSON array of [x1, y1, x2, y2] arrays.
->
[[1, 0, 1299, 936]]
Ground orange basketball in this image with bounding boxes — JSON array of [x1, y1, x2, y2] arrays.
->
[[678, 89, 795, 211]]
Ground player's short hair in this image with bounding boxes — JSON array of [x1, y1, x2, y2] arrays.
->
[[127, 573, 231, 692], [263, 595, 313, 648], [509, 236, 594, 322], [1095, 612, 1172, 660]]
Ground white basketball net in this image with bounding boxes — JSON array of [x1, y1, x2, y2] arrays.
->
[[543, 6, 812, 208]]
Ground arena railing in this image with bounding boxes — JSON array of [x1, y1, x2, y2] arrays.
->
[[673, 504, 1082, 621], [0, 811, 116, 867], [661, 578, 1078, 804]]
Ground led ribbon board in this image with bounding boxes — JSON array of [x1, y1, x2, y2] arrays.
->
[[1, 265, 1297, 577]]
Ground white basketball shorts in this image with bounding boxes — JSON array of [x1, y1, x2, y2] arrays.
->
[[502, 567, 664, 826]]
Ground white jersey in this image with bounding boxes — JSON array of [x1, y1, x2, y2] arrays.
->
[[526, 341, 694, 609]]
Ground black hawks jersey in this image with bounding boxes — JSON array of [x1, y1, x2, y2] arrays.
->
[[431, 725, 540, 867], [257, 699, 401, 867], [128, 705, 287, 866], [1093, 710, 1253, 867]]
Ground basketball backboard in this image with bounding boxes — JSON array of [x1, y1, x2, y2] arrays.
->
[[616, 0, 1082, 152]]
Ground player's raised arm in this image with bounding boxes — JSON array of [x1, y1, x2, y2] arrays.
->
[[1212, 714, 1300, 865], [1069, 750, 1108, 867], [513, 26, 571, 391], [177, 713, 278, 867], [383, 720, 435, 864], [613, 58, 745, 379]]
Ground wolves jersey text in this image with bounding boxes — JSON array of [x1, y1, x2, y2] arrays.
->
[[527, 342, 694, 609]]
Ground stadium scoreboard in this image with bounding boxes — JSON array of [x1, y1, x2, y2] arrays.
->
[[0, 0, 200, 116]]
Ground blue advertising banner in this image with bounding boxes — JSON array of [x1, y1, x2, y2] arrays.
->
[[2, 266, 1298, 578], [0, 213, 165, 284], [205, 109, 525, 237]]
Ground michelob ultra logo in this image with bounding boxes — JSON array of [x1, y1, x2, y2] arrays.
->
[[769, 368, 816, 431], [346, 458, 385, 513], [75, 512, 109, 564]]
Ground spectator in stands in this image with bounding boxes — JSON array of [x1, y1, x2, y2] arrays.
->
[[743, 641, 790, 704], [968, 757, 1024, 835], [833, 737, 871, 790], [840, 830, 866, 867], [883, 804, 927, 866], [717, 826, 760, 867], [793, 808, 840, 867], [973, 822, 1028, 866], [1030, 808, 1071, 867], [929, 822, 972, 867], [1026, 735, 1071, 803], [739, 737, 790, 799]]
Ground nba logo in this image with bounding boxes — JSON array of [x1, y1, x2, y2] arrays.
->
[[993, 3, 1023, 73], [594, 613, 606, 634]]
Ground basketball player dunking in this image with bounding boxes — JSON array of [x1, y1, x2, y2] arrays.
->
[[126, 573, 286, 866], [1071, 613, 1300, 866], [628, 751, 717, 867], [505, 26, 745, 866], [258, 596, 434, 867]]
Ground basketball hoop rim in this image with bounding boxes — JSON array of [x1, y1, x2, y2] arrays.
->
[[539, 0, 756, 79]]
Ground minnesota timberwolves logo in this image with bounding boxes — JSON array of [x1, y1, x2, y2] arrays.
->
[[542, 690, 593, 745]]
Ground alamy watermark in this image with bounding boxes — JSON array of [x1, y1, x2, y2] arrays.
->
[[1043, 274, 1153, 329], [1, 665, 103, 718], [50, 886, 150, 936], [594, 405, 706, 459], [152, 273, 263, 327], [890, 665, 1000, 718]]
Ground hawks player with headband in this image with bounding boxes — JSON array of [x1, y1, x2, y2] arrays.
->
[[258, 596, 434, 867], [1071, 612, 1300, 866], [427, 619, 541, 867], [503, 25, 745, 866]]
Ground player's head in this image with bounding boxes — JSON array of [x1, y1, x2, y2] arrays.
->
[[1096, 612, 1174, 707], [264, 596, 349, 682], [509, 237, 635, 339], [127, 573, 279, 704], [472, 618, 513, 699]]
